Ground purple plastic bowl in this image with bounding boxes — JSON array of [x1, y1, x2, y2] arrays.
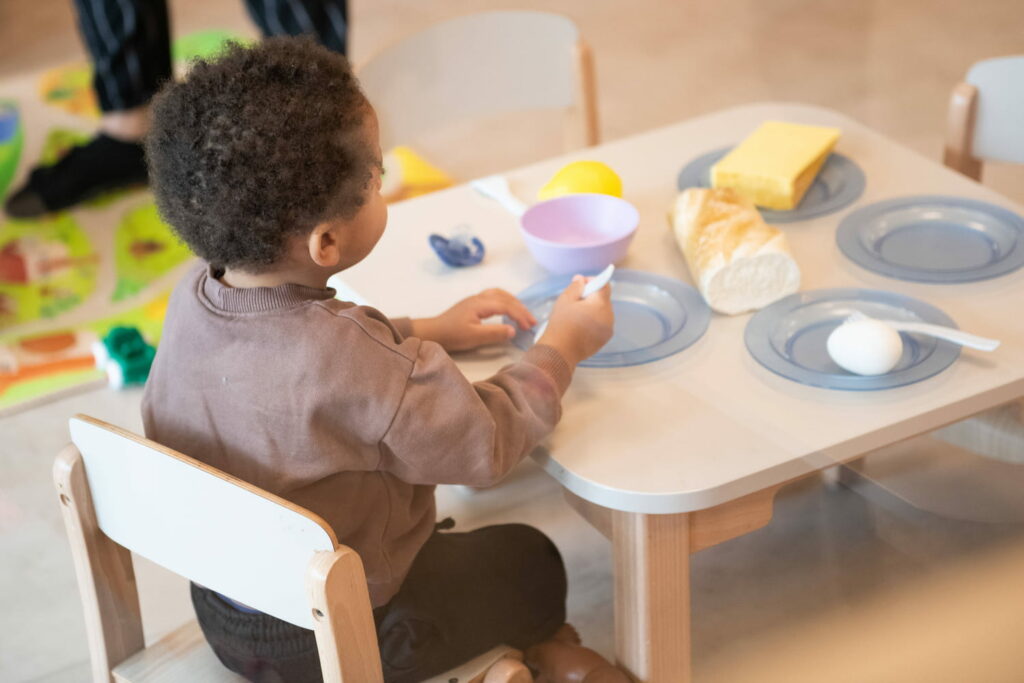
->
[[519, 194, 639, 274]]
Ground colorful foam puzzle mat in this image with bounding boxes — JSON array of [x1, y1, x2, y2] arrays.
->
[[1, 31, 457, 414]]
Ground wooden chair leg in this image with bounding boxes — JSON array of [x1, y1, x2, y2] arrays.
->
[[943, 81, 983, 180], [54, 445, 144, 683], [566, 38, 600, 151], [307, 548, 384, 683]]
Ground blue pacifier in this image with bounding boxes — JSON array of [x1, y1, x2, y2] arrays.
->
[[429, 227, 485, 267]]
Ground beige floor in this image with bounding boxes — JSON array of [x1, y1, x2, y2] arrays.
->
[[2, 1, 1024, 682], [1, 0, 1022, 200]]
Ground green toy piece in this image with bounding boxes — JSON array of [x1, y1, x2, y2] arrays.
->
[[93, 326, 156, 388]]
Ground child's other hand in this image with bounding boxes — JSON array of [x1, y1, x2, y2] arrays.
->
[[538, 275, 614, 366], [412, 289, 537, 352]]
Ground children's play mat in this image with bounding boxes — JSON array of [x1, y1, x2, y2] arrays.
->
[[0, 32, 238, 415], [0, 31, 454, 415]]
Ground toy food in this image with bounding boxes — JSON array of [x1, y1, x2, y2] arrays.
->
[[711, 121, 841, 210], [827, 318, 903, 375], [670, 187, 800, 315], [537, 161, 622, 200]]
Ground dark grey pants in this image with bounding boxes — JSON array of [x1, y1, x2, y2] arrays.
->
[[191, 523, 568, 683], [71, 0, 348, 112]]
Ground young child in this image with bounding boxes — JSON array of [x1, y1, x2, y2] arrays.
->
[[142, 38, 625, 683]]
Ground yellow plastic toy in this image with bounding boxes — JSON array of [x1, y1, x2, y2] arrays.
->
[[537, 161, 622, 201], [380, 146, 454, 203]]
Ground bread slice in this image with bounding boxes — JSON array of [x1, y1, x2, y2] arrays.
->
[[671, 188, 800, 315]]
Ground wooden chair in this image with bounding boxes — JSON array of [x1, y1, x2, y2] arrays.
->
[[356, 11, 599, 155], [943, 55, 1024, 181], [55, 415, 532, 683]]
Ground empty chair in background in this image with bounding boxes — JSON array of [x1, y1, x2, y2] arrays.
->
[[943, 55, 1024, 181], [358, 11, 598, 187]]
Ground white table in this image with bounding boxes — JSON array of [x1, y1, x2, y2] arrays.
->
[[339, 102, 1024, 681], [8, 103, 1023, 682]]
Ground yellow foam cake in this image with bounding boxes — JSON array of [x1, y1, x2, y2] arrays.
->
[[711, 121, 841, 211]]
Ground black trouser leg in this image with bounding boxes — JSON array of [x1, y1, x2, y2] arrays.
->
[[71, 0, 172, 112], [242, 0, 349, 54], [191, 524, 567, 683]]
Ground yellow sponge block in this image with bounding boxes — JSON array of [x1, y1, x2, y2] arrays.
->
[[711, 121, 841, 211]]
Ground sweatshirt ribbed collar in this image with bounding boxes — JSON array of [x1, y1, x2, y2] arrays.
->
[[200, 265, 336, 314]]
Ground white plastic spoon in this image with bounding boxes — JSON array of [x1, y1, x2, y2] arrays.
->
[[470, 175, 528, 217], [533, 265, 615, 341], [845, 311, 1000, 352]]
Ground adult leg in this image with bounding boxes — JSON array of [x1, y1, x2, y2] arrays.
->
[[4, 0, 168, 217], [243, 0, 349, 54], [74, 0, 172, 113]]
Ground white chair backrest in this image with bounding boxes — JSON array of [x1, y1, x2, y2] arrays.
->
[[966, 55, 1024, 164], [68, 416, 335, 629], [357, 10, 579, 149]]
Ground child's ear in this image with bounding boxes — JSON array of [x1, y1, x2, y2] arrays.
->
[[307, 221, 343, 267]]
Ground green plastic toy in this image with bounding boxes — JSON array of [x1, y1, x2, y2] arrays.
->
[[91, 326, 156, 388]]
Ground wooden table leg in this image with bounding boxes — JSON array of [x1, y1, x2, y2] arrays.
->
[[612, 510, 691, 682]]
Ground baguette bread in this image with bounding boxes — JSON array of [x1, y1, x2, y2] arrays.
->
[[671, 187, 800, 315]]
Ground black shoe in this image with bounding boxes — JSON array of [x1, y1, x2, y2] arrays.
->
[[4, 134, 148, 218]]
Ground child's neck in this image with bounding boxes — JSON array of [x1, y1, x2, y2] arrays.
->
[[220, 266, 331, 290]]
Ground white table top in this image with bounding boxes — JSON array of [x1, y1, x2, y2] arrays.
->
[[7, 103, 1022, 516], [341, 102, 1024, 514]]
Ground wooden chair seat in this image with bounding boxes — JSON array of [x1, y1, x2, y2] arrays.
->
[[112, 621, 243, 683], [112, 620, 526, 683]]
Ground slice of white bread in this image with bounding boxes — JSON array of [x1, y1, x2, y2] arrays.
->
[[671, 187, 800, 315]]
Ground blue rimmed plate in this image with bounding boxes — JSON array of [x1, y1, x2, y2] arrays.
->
[[745, 288, 960, 390], [509, 269, 711, 368], [836, 195, 1024, 283], [676, 147, 866, 222]]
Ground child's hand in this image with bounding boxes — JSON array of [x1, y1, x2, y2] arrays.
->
[[537, 275, 614, 366], [411, 289, 537, 352]]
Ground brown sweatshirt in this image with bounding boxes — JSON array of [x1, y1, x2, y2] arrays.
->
[[141, 264, 571, 606]]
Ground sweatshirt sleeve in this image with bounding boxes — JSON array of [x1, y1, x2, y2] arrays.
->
[[378, 341, 573, 487]]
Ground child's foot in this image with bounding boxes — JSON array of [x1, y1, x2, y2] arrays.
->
[[525, 623, 631, 683], [4, 134, 147, 218], [552, 623, 582, 645]]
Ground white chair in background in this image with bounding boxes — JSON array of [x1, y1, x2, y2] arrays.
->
[[938, 54, 1024, 473], [357, 11, 599, 156], [943, 55, 1024, 181], [55, 415, 532, 683]]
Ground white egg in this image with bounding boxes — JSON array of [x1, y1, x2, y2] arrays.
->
[[826, 319, 904, 376]]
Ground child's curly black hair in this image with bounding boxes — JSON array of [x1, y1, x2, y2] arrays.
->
[[146, 37, 374, 272]]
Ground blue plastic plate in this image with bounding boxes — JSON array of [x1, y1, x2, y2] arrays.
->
[[676, 147, 866, 222], [836, 195, 1024, 283], [745, 288, 960, 390], [510, 269, 711, 368]]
